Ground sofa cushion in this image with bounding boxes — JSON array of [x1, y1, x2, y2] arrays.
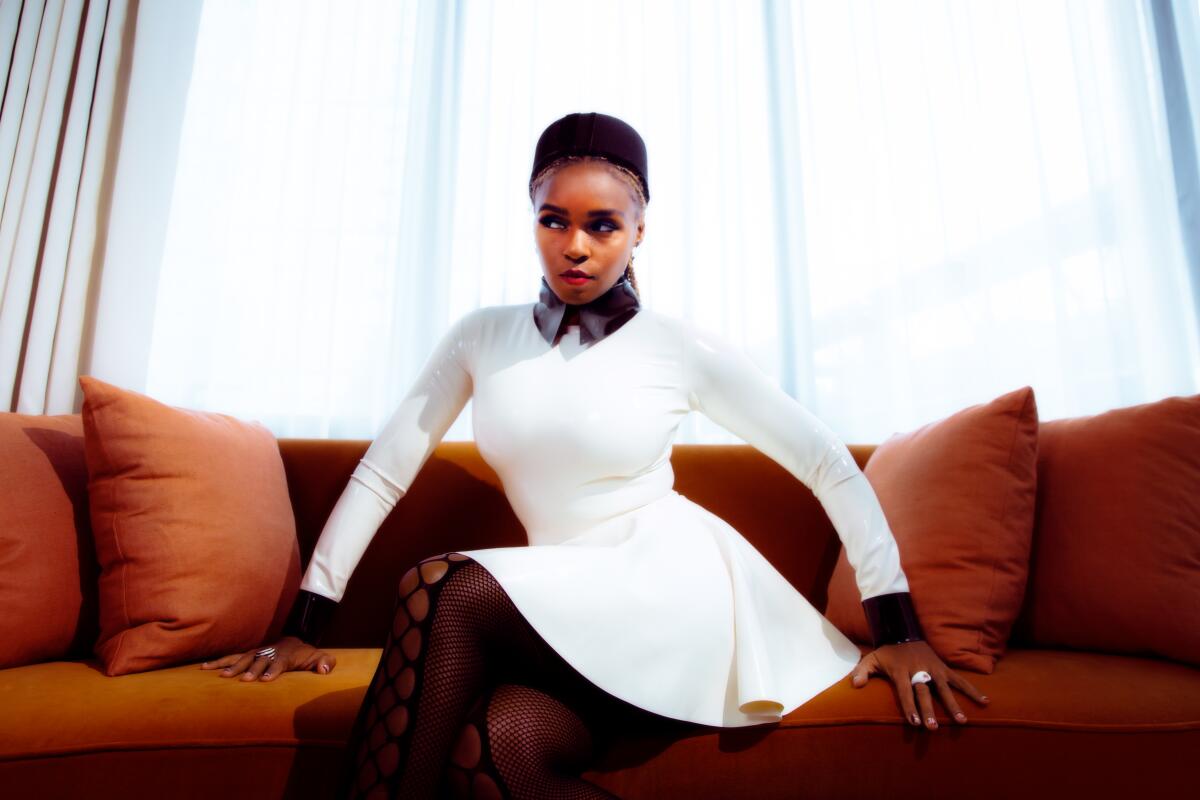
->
[[823, 387, 1039, 673], [1011, 394, 1200, 665], [0, 413, 99, 669], [79, 376, 302, 676]]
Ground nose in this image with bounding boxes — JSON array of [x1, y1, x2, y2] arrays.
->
[[563, 227, 590, 261]]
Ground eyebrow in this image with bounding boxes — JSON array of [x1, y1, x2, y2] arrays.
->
[[538, 203, 626, 220]]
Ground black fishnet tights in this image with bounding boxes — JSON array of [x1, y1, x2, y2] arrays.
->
[[336, 552, 697, 799]]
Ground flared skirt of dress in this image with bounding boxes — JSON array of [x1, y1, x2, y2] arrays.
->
[[455, 490, 864, 729]]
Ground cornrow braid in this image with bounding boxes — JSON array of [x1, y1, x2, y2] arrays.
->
[[530, 155, 645, 300]]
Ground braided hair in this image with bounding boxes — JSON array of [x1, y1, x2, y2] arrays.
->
[[529, 155, 645, 298]]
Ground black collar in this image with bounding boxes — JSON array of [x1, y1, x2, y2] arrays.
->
[[532, 273, 641, 348]]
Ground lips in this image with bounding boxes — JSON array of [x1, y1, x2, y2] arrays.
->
[[560, 269, 592, 279]]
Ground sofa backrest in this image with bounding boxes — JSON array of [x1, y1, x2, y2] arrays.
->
[[277, 439, 877, 648]]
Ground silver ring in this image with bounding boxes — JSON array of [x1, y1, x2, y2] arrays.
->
[[255, 646, 277, 661], [910, 670, 932, 685]]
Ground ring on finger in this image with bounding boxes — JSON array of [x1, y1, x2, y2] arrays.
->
[[910, 670, 932, 686], [255, 646, 277, 662]]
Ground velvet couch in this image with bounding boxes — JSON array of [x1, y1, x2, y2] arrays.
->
[[1, 436, 1197, 799]]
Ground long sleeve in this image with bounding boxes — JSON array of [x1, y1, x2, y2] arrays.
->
[[679, 317, 921, 643], [299, 310, 479, 603]]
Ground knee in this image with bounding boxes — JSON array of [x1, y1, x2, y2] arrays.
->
[[396, 552, 487, 625], [486, 683, 595, 774]]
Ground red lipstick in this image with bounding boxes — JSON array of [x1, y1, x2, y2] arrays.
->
[[560, 268, 593, 286]]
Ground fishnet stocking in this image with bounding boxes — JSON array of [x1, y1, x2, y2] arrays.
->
[[444, 682, 619, 799], [337, 553, 696, 799]]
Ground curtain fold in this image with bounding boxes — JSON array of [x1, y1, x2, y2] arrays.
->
[[767, 0, 1200, 440], [1149, 0, 1200, 332], [12, 0, 1200, 440], [0, 0, 133, 414], [142, 0, 468, 438], [142, 0, 1200, 442]]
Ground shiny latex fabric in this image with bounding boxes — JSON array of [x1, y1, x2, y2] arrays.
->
[[300, 303, 912, 727]]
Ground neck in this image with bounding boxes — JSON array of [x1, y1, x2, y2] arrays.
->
[[533, 271, 641, 348]]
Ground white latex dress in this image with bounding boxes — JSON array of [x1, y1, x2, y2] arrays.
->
[[299, 303, 910, 728]]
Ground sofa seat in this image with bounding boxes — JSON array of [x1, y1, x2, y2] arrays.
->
[[586, 649, 1200, 799], [0, 649, 378, 799], [2, 648, 1196, 799]]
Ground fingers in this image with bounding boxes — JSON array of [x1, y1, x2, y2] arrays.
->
[[203, 642, 337, 681], [913, 681, 937, 729], [199, 653, 242, 671], [870, 641, 991, 730], [260, 654, 288, 681], [934, 675, 968, 724], [947, 669, 991, 707], [292, 649, 336, 675], [890, 675, 922, 727], [259, 647, 337, 679], [199, 650, 268, 680], [219, 652, 255, 677], [849, 652, 876, 688], [241, 653, 279, 681]]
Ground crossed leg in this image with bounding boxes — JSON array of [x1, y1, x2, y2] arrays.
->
[[337, 552, 688, 799], [444, 682, 619, 799]]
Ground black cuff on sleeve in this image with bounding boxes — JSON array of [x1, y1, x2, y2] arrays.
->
[[862, 591, 924, 648], [282, 589, 339, 647]]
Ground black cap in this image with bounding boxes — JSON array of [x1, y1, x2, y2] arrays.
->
[[529, 112, 649, 203]]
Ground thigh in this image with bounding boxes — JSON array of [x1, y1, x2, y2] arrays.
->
[[448, 554, 706, 751], [508, 629, 705, 752]]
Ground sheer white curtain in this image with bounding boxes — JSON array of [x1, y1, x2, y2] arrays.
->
[[143, 0, 1200, 443], [0, 0, 203, 414], [0, 0, 135, 414], [773, 0, 1200, 440]]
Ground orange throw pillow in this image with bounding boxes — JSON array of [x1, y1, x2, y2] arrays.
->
[[823, 387, 1039, 673], [0, 413, 100, 668], [79, 376, 301, 676], [1010, 394, 1200, 665]]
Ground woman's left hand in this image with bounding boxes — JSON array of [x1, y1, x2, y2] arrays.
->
[[849, 640, 990, 730]]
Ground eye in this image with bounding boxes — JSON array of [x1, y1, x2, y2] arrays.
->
[[592, 220, 619, 233], [539, 215, 566, 230]]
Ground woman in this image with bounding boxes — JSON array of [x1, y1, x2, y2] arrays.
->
[[202, 112, 989, 799]]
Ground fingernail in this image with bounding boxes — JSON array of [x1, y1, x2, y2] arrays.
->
[[322, 665, 329, 673], [911, 712, 920, 724], [982, 695, 990, 702], [956, 712, 967, 721], [928, 717, 937, 728]]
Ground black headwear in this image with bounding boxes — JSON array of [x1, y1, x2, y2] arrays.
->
[[529, 112, 650, 203]]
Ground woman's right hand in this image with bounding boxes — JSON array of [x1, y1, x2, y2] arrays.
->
[[200, 636, 337, 681]]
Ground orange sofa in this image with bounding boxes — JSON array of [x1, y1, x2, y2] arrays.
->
[[2, 437, 1197, 799]]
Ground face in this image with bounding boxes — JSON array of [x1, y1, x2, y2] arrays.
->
[[532, 161, 645, 305]]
